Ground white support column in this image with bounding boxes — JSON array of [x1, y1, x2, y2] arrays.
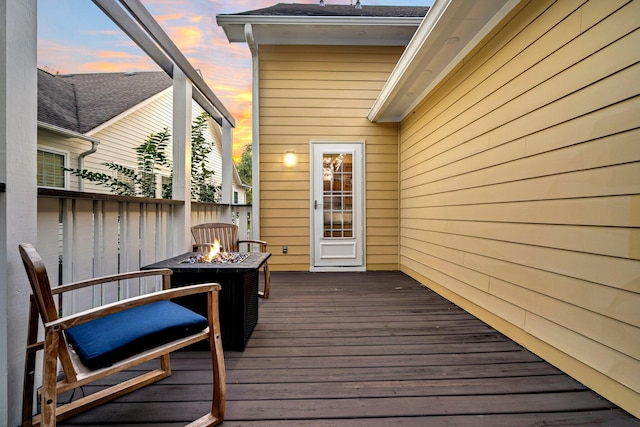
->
[[0, 1, 38, 425], [221, 118, 233, 209], [171, 67, 193, 255], [245, 23, 261, 240]]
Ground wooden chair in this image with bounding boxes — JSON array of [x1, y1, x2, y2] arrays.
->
[[191, 222, 271, 299], [19, 243, 225, 427]]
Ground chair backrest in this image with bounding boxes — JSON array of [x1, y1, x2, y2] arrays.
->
[[191, 223, 239, 252], [19, 243, 59, 324]]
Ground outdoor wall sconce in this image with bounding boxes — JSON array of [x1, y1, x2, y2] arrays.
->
[[284, 151, 297, 167]]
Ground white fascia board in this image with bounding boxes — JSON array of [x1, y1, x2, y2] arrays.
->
[[368, 0, 453, 122], [217, 15, 423, 28], [369, 0, 522, 123], [217, 15, 424, 43], [232, 164, 248, 188], [37, 121, 100, 142]]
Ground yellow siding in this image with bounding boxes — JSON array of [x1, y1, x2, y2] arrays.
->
[[399, 0, 640, 416], [259, 45, 403, 270]]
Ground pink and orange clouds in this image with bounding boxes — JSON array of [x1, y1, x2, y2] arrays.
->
[[38, 0, 428, 161]]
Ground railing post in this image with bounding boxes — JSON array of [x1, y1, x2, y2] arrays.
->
[[236, 206, 251, 241], [171, 67, 193, 255], [221, 119, 233, 206]]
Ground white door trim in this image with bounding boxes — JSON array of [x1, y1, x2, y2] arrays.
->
[[309, 140, 366, 272]]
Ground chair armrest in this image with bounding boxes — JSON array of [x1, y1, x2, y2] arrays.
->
[[51, 269, 173, 296], [238, 239, 268, 251], [46, 283, 221, 331]]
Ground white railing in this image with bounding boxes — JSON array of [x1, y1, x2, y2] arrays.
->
[[37, 189, 251, 315]]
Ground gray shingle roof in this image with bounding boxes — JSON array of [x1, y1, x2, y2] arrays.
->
[[230, 3, 429, 18], [38, 69, 172, 134], [38, 69, 80, 132]]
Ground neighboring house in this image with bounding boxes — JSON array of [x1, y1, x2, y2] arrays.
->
[[217, 0, 639, 418], [37, 69, 247, 202], [2, 4, 245, 425]]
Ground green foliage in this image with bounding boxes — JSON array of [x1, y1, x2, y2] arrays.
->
[[190, 112, 220, 202], [134, 127, 171, 197], [67, 168, 136, 196], [66, 113, 221, 202], [67, 128, 171, 198], [237, 144, 252, 204]]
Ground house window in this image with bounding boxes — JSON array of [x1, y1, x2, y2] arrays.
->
[[37, 149, 66, 188], [115, 166, 136, 195], [161, 175, 172, 199], [139, 172, 157, 198], [233, 191, 239, 204]]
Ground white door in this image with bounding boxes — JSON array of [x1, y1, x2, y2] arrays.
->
[[311, 142, 364, 270]]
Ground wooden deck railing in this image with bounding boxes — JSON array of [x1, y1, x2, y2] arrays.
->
[[37, 188, 251, 315]]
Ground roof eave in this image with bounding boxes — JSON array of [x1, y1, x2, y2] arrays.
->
[[369, 0, 523, 123], [217, 15, 424, 45], [217, 15, 424, 27], [38, 121, 100, 142]]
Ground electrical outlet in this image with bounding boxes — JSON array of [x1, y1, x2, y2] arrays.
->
[[282, 246, 288, 254]]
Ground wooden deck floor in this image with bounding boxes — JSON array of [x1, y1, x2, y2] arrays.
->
[[60, 271, 638, 426]]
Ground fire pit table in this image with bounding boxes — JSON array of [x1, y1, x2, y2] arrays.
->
[[142, 251, 270, 351]]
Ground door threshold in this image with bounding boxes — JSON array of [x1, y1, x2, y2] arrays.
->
[[310, 266, 366, 272]]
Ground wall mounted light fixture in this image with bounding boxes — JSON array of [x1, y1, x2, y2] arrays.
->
[[284, 151, 297, 167]]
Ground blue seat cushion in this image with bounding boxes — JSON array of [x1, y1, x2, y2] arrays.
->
[[65, 300, 208, 370]]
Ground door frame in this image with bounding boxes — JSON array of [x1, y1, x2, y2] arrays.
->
[[309, 140, 366, 272]]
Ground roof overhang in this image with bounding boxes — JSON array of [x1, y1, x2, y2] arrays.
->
[[216, 15, 424, 46], [369, 0, 522, 122], [37, 121, 100, 143]]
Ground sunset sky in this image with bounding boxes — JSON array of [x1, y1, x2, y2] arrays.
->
[[37, 0, 432, 161]]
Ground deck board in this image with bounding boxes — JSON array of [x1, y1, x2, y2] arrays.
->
[[58, 271, 639, 426]]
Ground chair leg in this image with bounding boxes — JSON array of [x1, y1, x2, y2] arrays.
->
[[195, 291, 225, 427], [259, 263, 270, 299], [41, 328, 61, 427], [22, 298, 40, 427]]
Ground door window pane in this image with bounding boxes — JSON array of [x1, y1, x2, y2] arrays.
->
[[323, 153, 353, 238]]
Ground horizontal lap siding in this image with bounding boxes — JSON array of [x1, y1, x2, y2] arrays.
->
[[85, 94, 223, 195], [259, 45, 403, 270], [399, 0, 640, 416], [84, 91, 174, 194]]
